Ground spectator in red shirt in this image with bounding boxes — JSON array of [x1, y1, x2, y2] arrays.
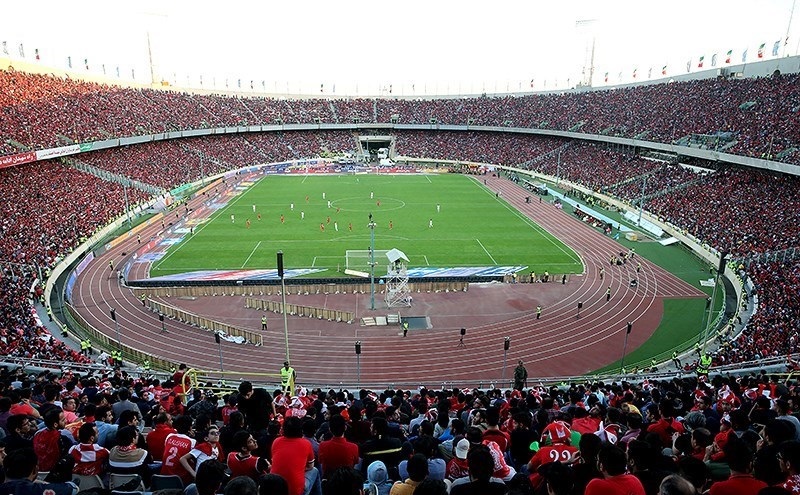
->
[[481, 406, 510, 453], [226, 430, 270, 482], [585, 444, 645, 495], [146, 412, 176, 461], [68, 422, 109, 477], [318, 414, 359, 479], [270, 416, 321, 495], [33, 408, 71, 472], [709, 436, 767, 495], [646, 400, 685, 449]]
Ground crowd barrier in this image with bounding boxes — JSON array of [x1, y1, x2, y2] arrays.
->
[[244, 297, 354, 323], [142, 298, 264, 346], [132, 281, 469, 296], [63, 302, 179, 372]]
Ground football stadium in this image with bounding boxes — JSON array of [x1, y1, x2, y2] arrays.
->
[[2, 2, 800, 493]]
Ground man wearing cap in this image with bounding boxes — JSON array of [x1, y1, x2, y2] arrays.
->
[[450, 444, 507, 495], [281, 362, 296, 394], [446, 439, 471, 481]]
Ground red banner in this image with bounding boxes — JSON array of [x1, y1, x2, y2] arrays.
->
[[0, 151, 36, 170]]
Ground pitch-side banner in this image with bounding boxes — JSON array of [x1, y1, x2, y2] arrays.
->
[[35, 144, 81, 161], [0, 151, 36, 169]]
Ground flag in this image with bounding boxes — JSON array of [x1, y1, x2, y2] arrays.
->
[[773, 40, 780, 56], [698, 55, 704, 68], [711, 54, 717, 67], [686, 59, 691, 72], [758, 43, 765, 58], [604, 72, 608, 83], [725, 50, 732, 64], [626, 322, 632, 334], [742, 49, 748, 62], [662, 65, 667, 76]]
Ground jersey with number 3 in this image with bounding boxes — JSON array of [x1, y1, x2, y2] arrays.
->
[[161, 433, 196, 483]]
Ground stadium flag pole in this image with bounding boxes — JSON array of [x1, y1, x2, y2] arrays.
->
[[369, 213, 376, 310], [277, 251, 290, 363]]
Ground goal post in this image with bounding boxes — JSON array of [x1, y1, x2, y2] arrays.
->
[[345, 249, 390, 271]]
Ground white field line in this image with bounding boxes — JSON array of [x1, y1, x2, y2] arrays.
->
[[475, 239, 498, 265]]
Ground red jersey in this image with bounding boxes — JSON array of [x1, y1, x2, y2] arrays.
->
[[69, 443, 109, 476], [227, 452, 268, 481], [33, 428, 64, 472], [585, 474, 646, 495], [527, 444, 578, 488], [161, 433, 196, 484], [271, 436, 314, 495], [146, 423, 177, 461]]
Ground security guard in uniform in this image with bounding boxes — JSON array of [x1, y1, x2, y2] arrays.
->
[[672, 351, 682, 369], [261, 315, 268, 331], [280, 361, 295, 393], [697, 353, 712, 376]]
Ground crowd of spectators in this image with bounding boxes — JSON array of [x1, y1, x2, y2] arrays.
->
[[717, 259, 800, 366], [3, 368, 800, 495], [2, 68, 799, 163]]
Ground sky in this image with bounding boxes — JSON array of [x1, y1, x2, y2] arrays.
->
[[2, 0, 797, 96]]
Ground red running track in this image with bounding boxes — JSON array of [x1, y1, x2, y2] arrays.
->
[[71, 175, 706, 386]]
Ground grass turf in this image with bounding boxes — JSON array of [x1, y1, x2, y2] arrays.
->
[[152, 174, 583, 276], [551, 192, 720, 372]]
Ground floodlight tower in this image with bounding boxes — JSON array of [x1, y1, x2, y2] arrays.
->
[[576, 19, 597, 87]]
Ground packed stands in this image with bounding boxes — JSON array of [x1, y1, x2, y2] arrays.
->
[[2, 69, 800, 164]]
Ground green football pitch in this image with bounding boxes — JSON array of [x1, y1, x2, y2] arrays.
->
[[151, 174, 583, 277]]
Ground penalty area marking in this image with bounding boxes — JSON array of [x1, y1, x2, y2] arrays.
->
[[475, 239, 498, 265]]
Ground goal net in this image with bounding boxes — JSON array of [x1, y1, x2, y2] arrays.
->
[[345, 250, 390, 271]]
